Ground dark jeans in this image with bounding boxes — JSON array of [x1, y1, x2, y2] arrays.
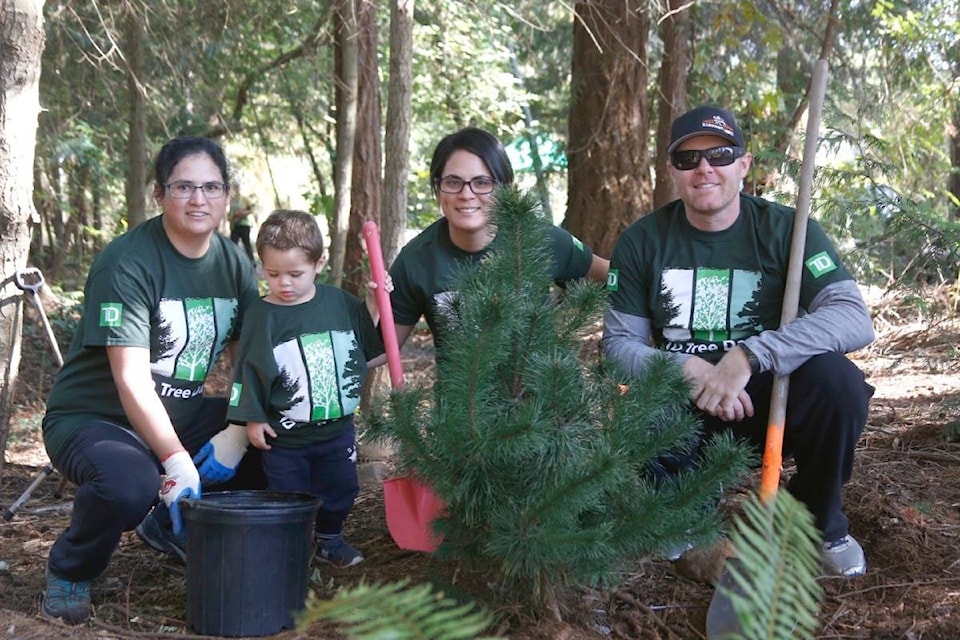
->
[[47, 397, 264, 582], [664, 352, 873, 542], [260, 424, 359, 537]]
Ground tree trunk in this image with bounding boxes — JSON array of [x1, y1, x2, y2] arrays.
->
[[950, 102, 960, 220], [0, 0, 45, 475], [358, 0, 413, 427], [652, 0, 690, 210], [752, 0, 839, 195], [381, 0, 413, 266], [331, 0, 359, 288], [566, 0, 651, 258], [342, 0, 382, 298], [125, 1, 148, 229]]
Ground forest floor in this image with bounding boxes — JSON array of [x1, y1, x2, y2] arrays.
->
[[1, 286, 960, 639]]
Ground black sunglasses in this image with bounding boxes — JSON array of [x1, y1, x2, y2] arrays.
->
[[671, 146, 745, 171]]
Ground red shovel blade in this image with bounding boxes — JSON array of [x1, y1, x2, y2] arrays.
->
[[383, 476, 445, 552], [363, 222, 445, 552]]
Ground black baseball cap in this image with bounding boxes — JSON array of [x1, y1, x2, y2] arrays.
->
[[667, 106, 745, 153]]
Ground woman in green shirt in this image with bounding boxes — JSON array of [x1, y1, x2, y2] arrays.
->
[[388, 128, 609, 352]]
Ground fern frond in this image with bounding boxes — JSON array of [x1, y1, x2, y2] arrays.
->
[[720, 492, 824, 640], [297, 579, 502, 640]]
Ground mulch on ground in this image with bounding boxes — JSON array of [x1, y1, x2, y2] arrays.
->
[[1, 289, 959, 638]]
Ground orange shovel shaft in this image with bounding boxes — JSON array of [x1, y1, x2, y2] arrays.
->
[[760, 376, 788, 502], [362, 221, 405, 390], [758, 59, 830, 500]]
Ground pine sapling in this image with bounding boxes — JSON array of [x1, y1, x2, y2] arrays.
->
[[368, 187, 752, 613]]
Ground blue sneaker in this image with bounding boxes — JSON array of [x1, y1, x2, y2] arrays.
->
[[317, 534, 364, 568], [42, 564, 91, 624], [135, 507, 187, 563]]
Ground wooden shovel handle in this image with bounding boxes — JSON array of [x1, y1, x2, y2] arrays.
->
[[759, 59, 830, 502]]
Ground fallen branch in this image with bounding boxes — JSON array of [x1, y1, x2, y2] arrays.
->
[[903, 450, 960, 464]]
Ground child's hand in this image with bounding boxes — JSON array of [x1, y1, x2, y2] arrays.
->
[[365, 274, 393, 324], [366, 274, 394, 294], [246, 421, 277, 450]]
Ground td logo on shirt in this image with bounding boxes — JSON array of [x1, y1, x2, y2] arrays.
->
[[229, 382, 242, 407], [805, 251, 838, 278], [606, 269, 619, 291], [99, 303, 123, 327]]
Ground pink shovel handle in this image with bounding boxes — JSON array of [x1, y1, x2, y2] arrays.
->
[[362, 221, 404, 390]]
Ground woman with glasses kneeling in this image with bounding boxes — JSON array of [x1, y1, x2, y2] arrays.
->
[[386, 127, 609, 357], [40, 136, 264, 625]]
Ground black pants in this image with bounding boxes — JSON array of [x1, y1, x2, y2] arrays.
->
[[230, 224, 254, 261], [47, 397, 264, 582], [666, 352, 873, 542]]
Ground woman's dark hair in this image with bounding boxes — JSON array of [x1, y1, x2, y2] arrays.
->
[[429, 128, 514, 198], [153, 136, 230, 194]]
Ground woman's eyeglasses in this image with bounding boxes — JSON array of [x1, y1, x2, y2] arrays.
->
[[437, 176, 496, 195], [165, 181, 229, 199], [670, 146, 744, 171]]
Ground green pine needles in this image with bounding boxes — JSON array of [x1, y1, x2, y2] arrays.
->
[[368, 187, 752, 610], [717, 492, 824, 640], [298, 579, 501, 640]]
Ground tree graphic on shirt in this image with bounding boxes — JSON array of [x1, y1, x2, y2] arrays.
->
[[692, 269, 729, 341], [340, 338, 364, 406], [212, 297, 240, 361], [302, 332, 341, 421], [175, 299, 215, 381], [277, 366, 304, 428], [153, 316, 178, 363]]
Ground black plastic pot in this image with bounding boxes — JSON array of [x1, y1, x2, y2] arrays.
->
[[181, 490, 321, 637]]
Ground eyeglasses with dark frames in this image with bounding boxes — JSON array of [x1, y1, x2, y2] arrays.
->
[[164, 181, 229, 199], [670, 146, 745, 171], [436, 176, 496, 195]]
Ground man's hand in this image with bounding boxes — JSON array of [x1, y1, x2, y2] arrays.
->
[[160, 450, 201, 535], [683, 349, 755, 422], [247, 421, 277, 450], [193, 423, 249, 485]]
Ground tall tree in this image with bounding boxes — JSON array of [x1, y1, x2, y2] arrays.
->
[[566, 0, 651, 258], [952, 103, 960, 219], [381, 0, 414, 265], [651, 0, 690, 209], [342, 0, 382, 297], [331, 0, 359, 288], [124, 1, 148, 228], [356, 0, 413, 421], [0, 0, 45, 471]]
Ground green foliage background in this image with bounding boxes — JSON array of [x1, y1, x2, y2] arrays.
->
[[35, 0, 960, 288]]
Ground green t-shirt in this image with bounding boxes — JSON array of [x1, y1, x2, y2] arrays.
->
[[607, 194, 853, 363], [230, 196, 254, 228], [227, 285, 385, 447], [43, 216, 260, 457], [389, 218, 595, 348]]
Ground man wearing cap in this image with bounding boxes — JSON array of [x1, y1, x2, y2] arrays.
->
[[601, 105, 875, 577]]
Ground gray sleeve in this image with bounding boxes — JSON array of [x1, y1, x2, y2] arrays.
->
[[601, 309, 687, 375], [743, 279, 875, 376]]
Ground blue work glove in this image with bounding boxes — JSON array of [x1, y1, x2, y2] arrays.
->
[[192, 423, 249, 485], [160, 450, 201, 535]]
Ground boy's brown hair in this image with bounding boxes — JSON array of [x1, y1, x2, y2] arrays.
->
[[255, 209, 325, 262]]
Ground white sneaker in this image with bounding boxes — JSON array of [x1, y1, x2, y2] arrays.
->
[[660, 539, 696, 562], [821, 534, 866, 577]]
